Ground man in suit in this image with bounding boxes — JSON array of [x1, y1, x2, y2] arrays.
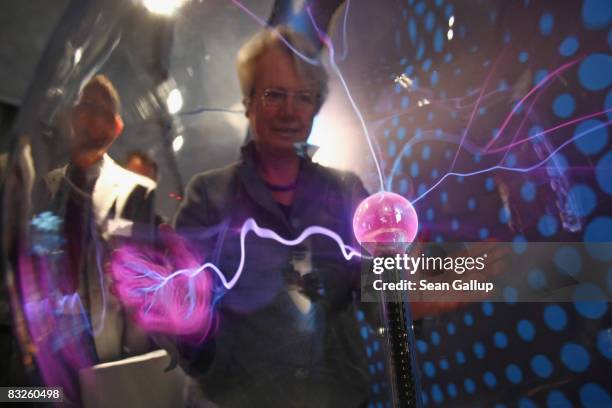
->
[[41, 74, 157, 364], [123, 150, 158, 182]]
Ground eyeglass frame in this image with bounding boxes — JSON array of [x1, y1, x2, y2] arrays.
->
[[250, 87, 321, 112]]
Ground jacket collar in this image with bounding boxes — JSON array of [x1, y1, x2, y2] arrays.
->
[[57, 154, 156, 225], [236, 142, 318, 232]]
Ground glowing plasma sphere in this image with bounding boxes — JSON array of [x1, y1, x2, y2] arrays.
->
[[352, 191, 419, 254]]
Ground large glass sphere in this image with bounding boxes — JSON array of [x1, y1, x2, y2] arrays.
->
[[352, 191, 419, 254]]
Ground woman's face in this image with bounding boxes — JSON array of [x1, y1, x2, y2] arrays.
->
[[247, 48, 318, 155]]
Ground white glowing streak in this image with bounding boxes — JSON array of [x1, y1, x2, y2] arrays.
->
[[74, 47, 83, 65], [143, 0, 186, 16], [160, 218, 364, 291], [172, 135, 184, 152], [395, 74, 413, 89], [449, 16, 455, 27], [447, 29, 454, 40], [167, 88, 183, 114]]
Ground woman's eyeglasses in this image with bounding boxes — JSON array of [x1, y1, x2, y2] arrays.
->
[[259, 88, 318, 111]]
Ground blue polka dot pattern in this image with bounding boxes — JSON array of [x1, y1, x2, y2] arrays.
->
[[547, 390, 572, 408], [434, 29, 443, 53], [518, 397, 538, 408], [423, 361, 436, 378], [573, 283, 607, 319], [528, 268, 547, 289], [360, 327, 369, 340], [493, 331, 508, 349], [554, 246, 582, 278], [446, 383, 457, 398], [498, 206, 511, 224], [574, 119, 609, 155], [426, 208, 435, 221], [543, 304, 568, 331], [439, 190, 447, 203], [425, 11, 435, 32], [531, 354, 553, 378], [483, 371, 497, 388], [534, 69, 548, 85], [584, 217, 612, 261], [552, 93, 575, 118], [580, 383, 612, 407], [582, 0, 612, 29], [410, 162, 419, 177], [558, 36, 579, 56], [560, 342, 590, 372], [546, 153, 568, 177], [463, 378, 476, 394], [439, 358, 449, 370], [417, 339, 428, 354], [431, 384, 443, 404], [505, 364, 522, 384], [455, 350, 466, 364], [472, 341, 486, 359], [505, 153, 517, 167], [420, 391, 428, 406], [482, 302, 494, 316], [478, 228, 489, 240], [387, 141, 397, 157], [371, 1, 612, 405], [538, 214, 558, 237], [539, 12, 554, 36], [517, 319, 536, 342], [578, 53, 612, 91], [521, 181, 536, 203], [421, 145, 431, 160], [513, 235, 528, 254], [431, 330, 440, 345], [596, 329, 612, 360], [596, 151, 612, 194], [566, 184, 596, 217], [503, 286, 518, 304]]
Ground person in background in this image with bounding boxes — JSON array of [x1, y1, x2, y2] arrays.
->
[[123, 150, 158, 182], [123, 150, 167, 225], [36, 75, 157, 397]]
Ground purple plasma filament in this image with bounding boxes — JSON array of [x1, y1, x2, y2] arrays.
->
[[111, 226, 216, 344], [352, 191, 419, 254], [110, 219, 364, 343]]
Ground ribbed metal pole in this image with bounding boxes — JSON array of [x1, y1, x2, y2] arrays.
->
[[381, 268, 422, 408]]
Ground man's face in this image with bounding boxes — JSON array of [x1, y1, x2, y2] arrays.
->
[[71, 84, 121, 154], [247, 48, 318, 154]]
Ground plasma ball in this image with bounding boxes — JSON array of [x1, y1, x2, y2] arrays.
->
[[352, 191, 419, 254]]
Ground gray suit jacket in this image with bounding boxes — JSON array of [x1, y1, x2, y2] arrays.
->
[[40, 154, 157, 362], [174, 142, 371, 407]]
